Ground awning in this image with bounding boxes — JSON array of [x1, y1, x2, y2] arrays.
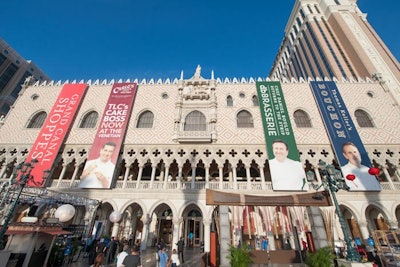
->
[[3, 225, 72, 236], [206, 189, 332, 206], [40, 229, 72, 235], [5, 229, 35, 235]]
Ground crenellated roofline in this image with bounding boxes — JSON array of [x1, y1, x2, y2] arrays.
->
[[30, 76, 376, 87]]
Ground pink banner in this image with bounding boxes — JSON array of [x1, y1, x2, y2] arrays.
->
[[24, 84, 88, 187], [78, 83, 137, 189]]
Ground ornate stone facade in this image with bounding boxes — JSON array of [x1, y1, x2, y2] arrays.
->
[[0, 71, 399, 254]]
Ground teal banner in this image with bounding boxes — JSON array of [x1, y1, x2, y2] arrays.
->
[[256, 81, 307, 191]]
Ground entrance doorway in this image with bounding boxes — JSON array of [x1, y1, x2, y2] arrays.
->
[[185, 209, 203, 247], [158, 218, 173, 246], [154, 207, 174, 247], [187, 218, 202, 247]]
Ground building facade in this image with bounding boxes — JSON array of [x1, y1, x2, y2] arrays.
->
[[269, 0, 400, 106], [0, 38, 50, 117], [0, 71, 399, 255]]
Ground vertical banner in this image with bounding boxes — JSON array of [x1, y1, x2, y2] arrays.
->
[[78, 83, 137, 189], [256, 81, 307, 191], [24, 84, 88, 187], [310, 81, 381, 191]]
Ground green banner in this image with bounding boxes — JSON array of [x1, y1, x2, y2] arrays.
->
[[256, 81, 306, 191]]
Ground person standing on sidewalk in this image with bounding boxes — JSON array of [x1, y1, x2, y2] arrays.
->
[[122, 245, 142, 267], [158, 247, 169, 267], [176, 236, 185, 263], [116, 244, 130, 267]]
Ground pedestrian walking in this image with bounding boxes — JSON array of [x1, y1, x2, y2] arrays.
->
[[158, 247, 169, 267], [168, 249, 180, 267]]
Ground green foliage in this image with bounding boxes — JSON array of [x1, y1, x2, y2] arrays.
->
[[227, 244, 253, 267], [304, 246, 336, 267]]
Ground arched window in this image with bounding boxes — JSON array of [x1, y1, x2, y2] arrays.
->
[[252, 95, 259, 106], [294, 109, 312, 128], [137, 111, 154, 128], [79, 110, 99, 128], [184, 111, 206, 131], [227, 95, 233, 107], [237, 110, 254, 128], [26, 111, 47, 128], [355, 109, 374, 127]]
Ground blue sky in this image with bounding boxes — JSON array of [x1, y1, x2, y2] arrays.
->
[[1, 0, 399, 81]]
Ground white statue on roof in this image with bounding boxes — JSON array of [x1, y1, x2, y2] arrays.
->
[[194, 65, 201, 79]]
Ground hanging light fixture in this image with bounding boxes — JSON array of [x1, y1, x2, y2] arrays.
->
[[54, 204, 76, 222], [109, 211, 123, 223]]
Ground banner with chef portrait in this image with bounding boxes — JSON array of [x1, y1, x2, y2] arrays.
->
[[257, 81, 307, 191], [78, 83, 138, 189], [310, 81, 381, 191]]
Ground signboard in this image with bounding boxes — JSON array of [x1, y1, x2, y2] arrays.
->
[[256, 81, 307, 191], [310, 81, 381, 191], [78, 83, 137, 189]]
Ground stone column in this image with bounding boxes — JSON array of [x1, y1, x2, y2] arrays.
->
[[70, 163, 80, 186], [136, 165, 143, 189], [150, 166, 156, 189], [140, 215, 150, 252], [122, 163, 130, 188], [219, 206, 230, 267], [111, 222, 120, 237], [203, 218, 211, 252], [205, 166, 210, 189], [163, 166, 170, 189], [219, 166, 223, 190], [177, 165, 182, 190], [233, 168, 237, 190], [260, 167, 266, 190], [56, 163, 67, 187], [314, 166, 323, 185], [357, 220, 370, 241], [131, 216, 138, 242], [246, 166, 251, 190], [172, 217, 180, 250], [191, 165, 196, 189]]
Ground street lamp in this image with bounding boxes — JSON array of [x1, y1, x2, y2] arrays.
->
[[0, 159, 50, 250], [306, 160, 361, 262]]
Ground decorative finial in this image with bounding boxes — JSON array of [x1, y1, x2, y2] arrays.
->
[[180, 70, 184, 80], [194, 65, 201, 78], [211, 70, 214, 80]]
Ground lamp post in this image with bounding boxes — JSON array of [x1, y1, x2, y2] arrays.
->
[[306, 160, 361, 262], [0, 159, 50, 250]]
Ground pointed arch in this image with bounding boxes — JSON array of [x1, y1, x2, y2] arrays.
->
[[355, 109, 374, 128], [137, 110, 154, 128], [79, 110, 99, 128], [237, 110, 254, 128], [227, 95, 233, 107], [252, 95, 259, 106], [26, 111, 47, 128], [184, 111, 206, 131], [293, 109, 312, 128]]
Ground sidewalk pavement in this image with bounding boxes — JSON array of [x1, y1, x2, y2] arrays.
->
[[69, 246, 204, 267], [68, 247, 307, 267]]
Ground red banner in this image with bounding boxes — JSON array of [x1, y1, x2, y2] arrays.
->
[[24, 84, 88, 187], [78, 83, 137, 189]]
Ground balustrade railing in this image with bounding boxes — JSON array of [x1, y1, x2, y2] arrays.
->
[[7, 178, 398, 194]]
